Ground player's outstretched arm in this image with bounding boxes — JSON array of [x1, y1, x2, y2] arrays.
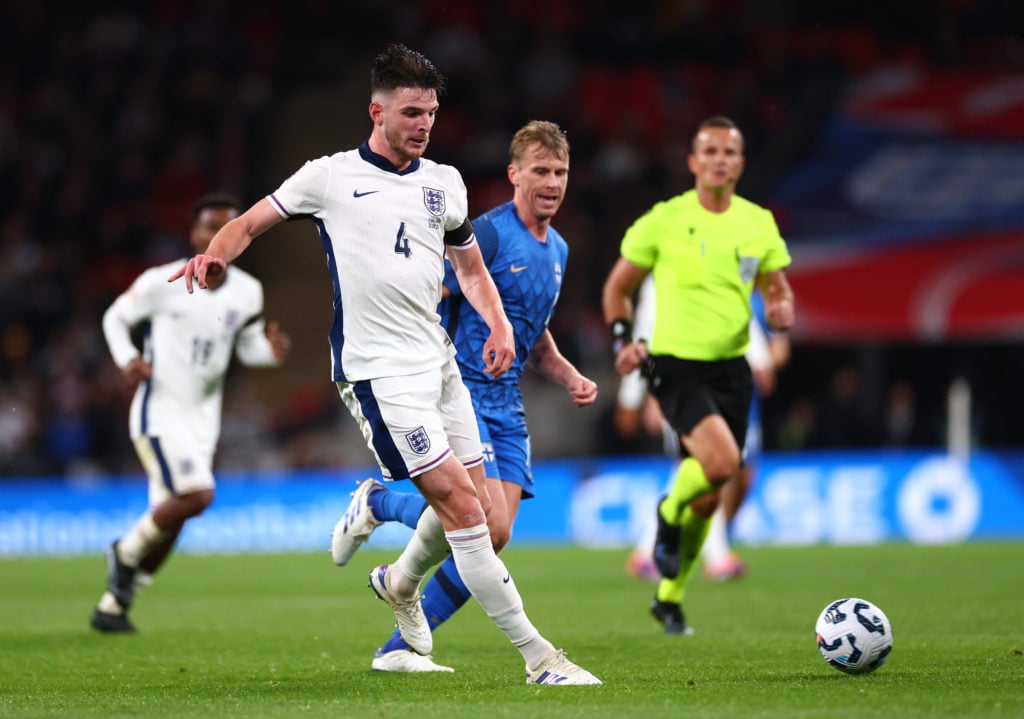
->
[[168, 199, 283, 293], [447, 240, 515, 379]]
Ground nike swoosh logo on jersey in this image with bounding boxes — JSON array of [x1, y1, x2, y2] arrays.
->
[[353, 189, 379, 198], [510, 264, 529, 273]]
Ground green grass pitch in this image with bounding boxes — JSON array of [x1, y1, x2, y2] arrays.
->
[[1, 543, 1021, 718]]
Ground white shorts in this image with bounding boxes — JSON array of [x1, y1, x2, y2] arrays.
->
[[133, 433, 215, 506], [616, 368, 647, 411], [337, 357, 483, 481]]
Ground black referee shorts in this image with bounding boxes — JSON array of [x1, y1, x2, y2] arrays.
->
[[647, 354, 753, 452]]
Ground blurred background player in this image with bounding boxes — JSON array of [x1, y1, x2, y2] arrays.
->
[[91, 193, 291, 633], [603, 116, 795, 635], [330, 120, 598, 673]]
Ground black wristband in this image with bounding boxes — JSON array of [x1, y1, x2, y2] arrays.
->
[[610, 318, 632, 355]]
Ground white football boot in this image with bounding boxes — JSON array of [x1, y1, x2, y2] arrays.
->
[[372, 648, 454, 673], [368, 564, 432, 656], [525, 650, 602, 685], [331, 478, 384, 566]]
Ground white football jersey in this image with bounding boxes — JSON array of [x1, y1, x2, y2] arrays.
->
[[103, 260, 278, 456], [267, 145, 473, 382]]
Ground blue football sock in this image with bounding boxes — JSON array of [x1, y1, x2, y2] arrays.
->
[[378, 555, 471, 654], [368, 486, 428, 529]]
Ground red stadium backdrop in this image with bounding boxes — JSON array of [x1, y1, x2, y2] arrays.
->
[[787, 230, 1024, 342]]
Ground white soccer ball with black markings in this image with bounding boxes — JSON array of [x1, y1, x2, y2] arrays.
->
[[815, 597, 893, 674]]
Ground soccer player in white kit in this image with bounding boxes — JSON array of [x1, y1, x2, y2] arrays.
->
[[170, 44, 599, 685], [91, 193, 291, 634]]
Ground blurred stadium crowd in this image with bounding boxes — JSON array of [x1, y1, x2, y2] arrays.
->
[[2, 1, 1022, 477]]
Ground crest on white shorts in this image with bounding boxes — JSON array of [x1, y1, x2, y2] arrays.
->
[[405, 426, 431, 455], [422, 187, 446, 216], [482, 442, 496, 464]]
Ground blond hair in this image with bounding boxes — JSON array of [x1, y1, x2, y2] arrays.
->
[[509, 120, 570, 163]]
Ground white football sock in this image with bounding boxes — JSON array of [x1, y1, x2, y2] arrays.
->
[[117, 512, 168, 567], [701, 506, 730, 565], [389, 506, 449, 597], [97, 592, 123, 614], [446, 524, 555, 669]]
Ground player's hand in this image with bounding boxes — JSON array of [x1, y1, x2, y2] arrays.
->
[[482, 320, 515, 379], [122, 357, 153, 388], [613, 340, 648, 376], [766, 298, 794, 332], [168, 254, 226, 293], [761, 271, 795, 332], [266, 321, 291, 361], [567, 374, 598, 407]]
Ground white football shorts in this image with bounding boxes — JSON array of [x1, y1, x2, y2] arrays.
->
[[133, 433, 215, 506], [337, 356, 484, 481]]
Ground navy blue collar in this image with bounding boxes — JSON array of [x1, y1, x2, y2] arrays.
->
[[358, 141, 421, 175]]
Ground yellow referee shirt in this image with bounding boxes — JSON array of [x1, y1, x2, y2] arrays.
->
[[620, 189, 791, 361]]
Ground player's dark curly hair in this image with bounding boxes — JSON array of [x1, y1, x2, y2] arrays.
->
[[370, 43, 446, 98], [190, 192, 242, 223]]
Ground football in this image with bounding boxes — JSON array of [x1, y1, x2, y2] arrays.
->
[[815, 597, 893, 674]]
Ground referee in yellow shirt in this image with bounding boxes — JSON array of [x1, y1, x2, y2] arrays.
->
[[602, 116, 796, 634]]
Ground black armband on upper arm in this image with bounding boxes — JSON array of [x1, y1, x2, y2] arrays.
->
[[444, 218, 474, 246]]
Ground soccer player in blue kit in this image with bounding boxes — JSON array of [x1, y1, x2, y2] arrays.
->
[[331, 120, 599, 673]]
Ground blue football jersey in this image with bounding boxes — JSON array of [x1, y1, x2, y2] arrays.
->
[[440, 201, 568, 407]]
